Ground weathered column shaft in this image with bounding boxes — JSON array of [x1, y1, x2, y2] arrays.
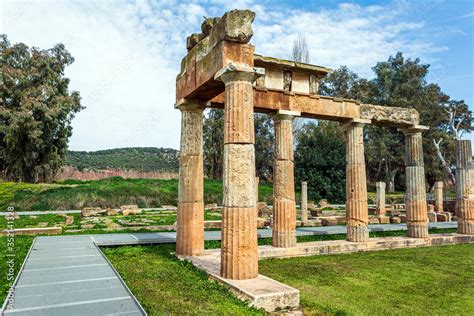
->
[[272, 111, 298, 248], [404, 129, 429, 238], [176, 100, 204, 256], [215, 64, 262, 280], [345, 121, 369, 242], [301, 181, 308, 222], [434, 181, 443, 213], [456, 140, 474, 234], [375, 182, 386, 216]]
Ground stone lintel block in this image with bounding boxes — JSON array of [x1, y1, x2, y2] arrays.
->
[[273, 160, 295, 200], [276, 109, 301, 117], [360, 104, 419, 126], [223, 144, 256, 207], [176, 201, 204, 256], [179, 154, 203, 203], [221, 206, 258, 279]]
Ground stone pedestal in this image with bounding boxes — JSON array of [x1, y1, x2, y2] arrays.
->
[[215, 63, 262, 279], [375, 182, 386, 216], [455, 140, 474, 234], [301, 181, 308, 222], [403, 127, 429, 238], [434, 181, 443, 213], [344, 119, 370, 242], [176, 99, 204, 256], [272, 110, 300, 248]]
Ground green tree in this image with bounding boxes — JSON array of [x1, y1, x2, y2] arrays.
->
[[254, 114, 273, 181], [0, 35, 83, 182], [203, 109, 224, 180], [295, 121, 346, 203]]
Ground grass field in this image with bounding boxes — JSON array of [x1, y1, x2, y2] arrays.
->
[[260, 243, 474, 315], [105, 241, 473, 315], [0, 178, 274, 211]]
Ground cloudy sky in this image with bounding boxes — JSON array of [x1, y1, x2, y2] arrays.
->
[[1, 0, 473, 150]]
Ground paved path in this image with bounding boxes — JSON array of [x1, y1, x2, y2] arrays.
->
[[1, 221, 456, 315], [2, 236, 145, 316], [91, 222, 457, 246]]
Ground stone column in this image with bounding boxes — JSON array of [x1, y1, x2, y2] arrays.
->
[[301, 181, 308, 222], [375, 182, 386, 216], [215, 63, 263, 280], [434, 181, 444, 213], [272, 110, 300, 248], [175, 99, 204, 256], [455, 140, 474, 234], [403, 126, 429, 238], [344, 119, 370, 242]]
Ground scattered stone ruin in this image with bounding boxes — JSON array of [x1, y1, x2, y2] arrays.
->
[[175, 9, 474, 283]]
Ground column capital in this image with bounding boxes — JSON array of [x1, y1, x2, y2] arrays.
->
[[273, 110, 301, 121], [400, 124, 429, 135], [214, 62, 264, 84], [340, 118, 371, 131], [175, 98, 205, 111]]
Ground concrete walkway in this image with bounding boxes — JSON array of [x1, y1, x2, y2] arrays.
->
[[2, 236, 146, 316], [1, 222, 457, 315], [91, 222, 456, 246]]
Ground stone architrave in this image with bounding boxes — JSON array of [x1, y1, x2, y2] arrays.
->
[[455, 140, 474, 234], [403, 126, 429, 238], [375, 182, 386, 216], [272, 110, 300, 248], [434, 181, 444, 213], [301, 181, 308, 222], [215, 63, 263, 280], [344, 119, 370, 242], [175, 99, 205, 256]]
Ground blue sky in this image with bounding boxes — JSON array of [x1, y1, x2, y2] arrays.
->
[[1, 0, 473, 150]]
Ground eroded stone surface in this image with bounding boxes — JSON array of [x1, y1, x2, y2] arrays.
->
[[360, 104, 419, 126], [375, 182, 386, 216]]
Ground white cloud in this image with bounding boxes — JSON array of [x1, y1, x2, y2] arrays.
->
[[1, 0, 446, 150]]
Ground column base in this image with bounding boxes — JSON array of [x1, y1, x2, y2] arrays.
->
[[407, 222, 429, 238], [346, 225, 369, 242], [272, 231, 297, 248], [457, 220, 474, 235]]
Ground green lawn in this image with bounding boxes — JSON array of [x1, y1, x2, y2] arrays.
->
[[0, 178, 274, 211], [103, 244, 263, 315], [0, 236, 34, 303], [260, 243, 474, 315]]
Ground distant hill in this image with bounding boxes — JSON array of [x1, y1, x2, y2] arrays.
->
[[66, 147, 179, 172]]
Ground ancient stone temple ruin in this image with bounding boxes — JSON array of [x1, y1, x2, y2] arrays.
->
[[174, 9, 473, 311]]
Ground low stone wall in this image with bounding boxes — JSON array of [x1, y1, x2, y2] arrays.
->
[[0, 227, 62, 236]]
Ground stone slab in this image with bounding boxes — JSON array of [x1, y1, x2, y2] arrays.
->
[[178, 253, 299, 312], [0, 227, 62, 236]]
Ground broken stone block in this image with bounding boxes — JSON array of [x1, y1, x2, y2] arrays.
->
[[122, 209, 142, 216], [436, 213, 448, 222], [390, 217, 401, 224], [107, 209, 118, 216], [427, 204, 435, 212], [428, 211, 437, 223], [120, 205, 139, 211], [399, 215, 407, 223], [205, 203, 218, 209], [369, 217, 380, 224], [377, 216, 390, 224], [81, 207, 106, 217], [318, 199, 329, 208], [65, 216, 74, 225], [387, 209, 401, 216], [321, 217, 338, 226]]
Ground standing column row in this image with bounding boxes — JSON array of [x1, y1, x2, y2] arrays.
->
[[272, 110, 300, 248], [344, 119, 370, 242], [456, 140, 474, 234], [403, 127, 429, 238], [176, 100, 204, 256], [215, 63, 263, 280]]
